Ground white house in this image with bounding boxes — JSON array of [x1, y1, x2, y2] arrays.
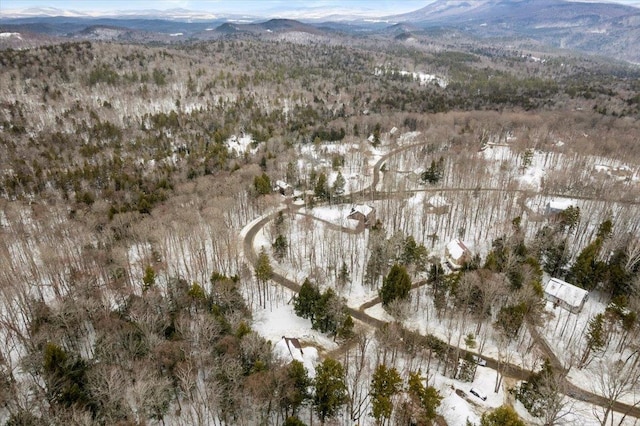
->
[[445, 239, 470, 270], [544, 277, 589, 314]]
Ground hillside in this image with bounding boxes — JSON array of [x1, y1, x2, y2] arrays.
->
[[390, 0, 640, 63], [0, 5, 640, 426]]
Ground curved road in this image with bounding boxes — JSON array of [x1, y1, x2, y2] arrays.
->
[[242, 141, 640, 420]]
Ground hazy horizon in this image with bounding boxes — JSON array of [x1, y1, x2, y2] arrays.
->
[[2, 0, 639, 18]]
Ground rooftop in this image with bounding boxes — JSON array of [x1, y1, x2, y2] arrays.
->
[[351, 204, 373, 216], [548, 198, 575, 211], [446, 239, 468, 260], [544, 277, 588, 308]]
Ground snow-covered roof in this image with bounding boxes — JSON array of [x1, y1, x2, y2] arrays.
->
[[544, 278, 588, 309], [446, 239, 468, 261], [275, 180, 291, 189], [547, 198, 574, 211], [427, 195, 448, 208], [351, 204, 374, 216]]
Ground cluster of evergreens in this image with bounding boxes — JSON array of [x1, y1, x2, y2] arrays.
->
[[293, 278, 354, 339]]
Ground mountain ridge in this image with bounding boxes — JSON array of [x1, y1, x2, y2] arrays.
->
[[387, 0, 640, 63], [389, 0, 640, 24], [2, 1, 640, 62]]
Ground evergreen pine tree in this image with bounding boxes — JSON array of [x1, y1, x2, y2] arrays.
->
[[143, 265, 156, 292], [481, 406, 526, 426], [580, 313, 606, 367], [370, 364, 402, 424], [314, 172, 329, 201], [570, 239, 605, 290], [380, 264, 412, 307], [336, 314, 354, 340], [313, 358, 347, 423], [293, 278, 321, 321], [282, 360, 312, 417], [332, 171, 345, 196], [337, 262, 350, 288], [407, 371, 442, 424], [273, 234, 288, 261]]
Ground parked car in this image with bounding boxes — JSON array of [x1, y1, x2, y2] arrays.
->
[[470, 388, 487, 401], [473, 356, 487, 366]]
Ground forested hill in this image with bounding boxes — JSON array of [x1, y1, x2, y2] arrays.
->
[[0, 21, 640, 425]]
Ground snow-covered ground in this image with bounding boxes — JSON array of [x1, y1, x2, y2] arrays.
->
[[513, 395, 639, 426], [253, 303, 327, 377], [401, 296, 539, 371], [3, 124, 639, 424], [299, 205, 361, 230], [252, 209, 377, 307], [225, 133, 259, 156], [242, 132, 640, 423], [374, 67, 449, 88], [437, 364, 507, 426], [295, 140, 378, 194], [538, 291, 609, 370], [538, 289, 640, 406], [251, 292, 336, 350], [0, 32, 22, 39]]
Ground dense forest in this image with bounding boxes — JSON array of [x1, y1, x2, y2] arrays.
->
[[1, 27, 640, 425]]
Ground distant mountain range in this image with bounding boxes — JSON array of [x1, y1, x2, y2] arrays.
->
[[1, 0, 640, 63], [389, 0, 640, 62], [389, 0, 637, 23]]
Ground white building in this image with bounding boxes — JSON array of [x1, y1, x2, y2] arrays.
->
[[544, 277, 589, 314]]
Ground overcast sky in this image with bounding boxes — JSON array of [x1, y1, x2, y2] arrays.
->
[[2, 0, 639, 15]]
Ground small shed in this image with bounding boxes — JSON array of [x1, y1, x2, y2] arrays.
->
[[445, 239, 470, 270], [347, 205, 376, 228], [282, 336, 304, 357], [544, 277, 589, 314]]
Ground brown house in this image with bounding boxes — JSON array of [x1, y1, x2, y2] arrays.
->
[[347, 205, 376, 229], [275, 180, 294, 196]]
